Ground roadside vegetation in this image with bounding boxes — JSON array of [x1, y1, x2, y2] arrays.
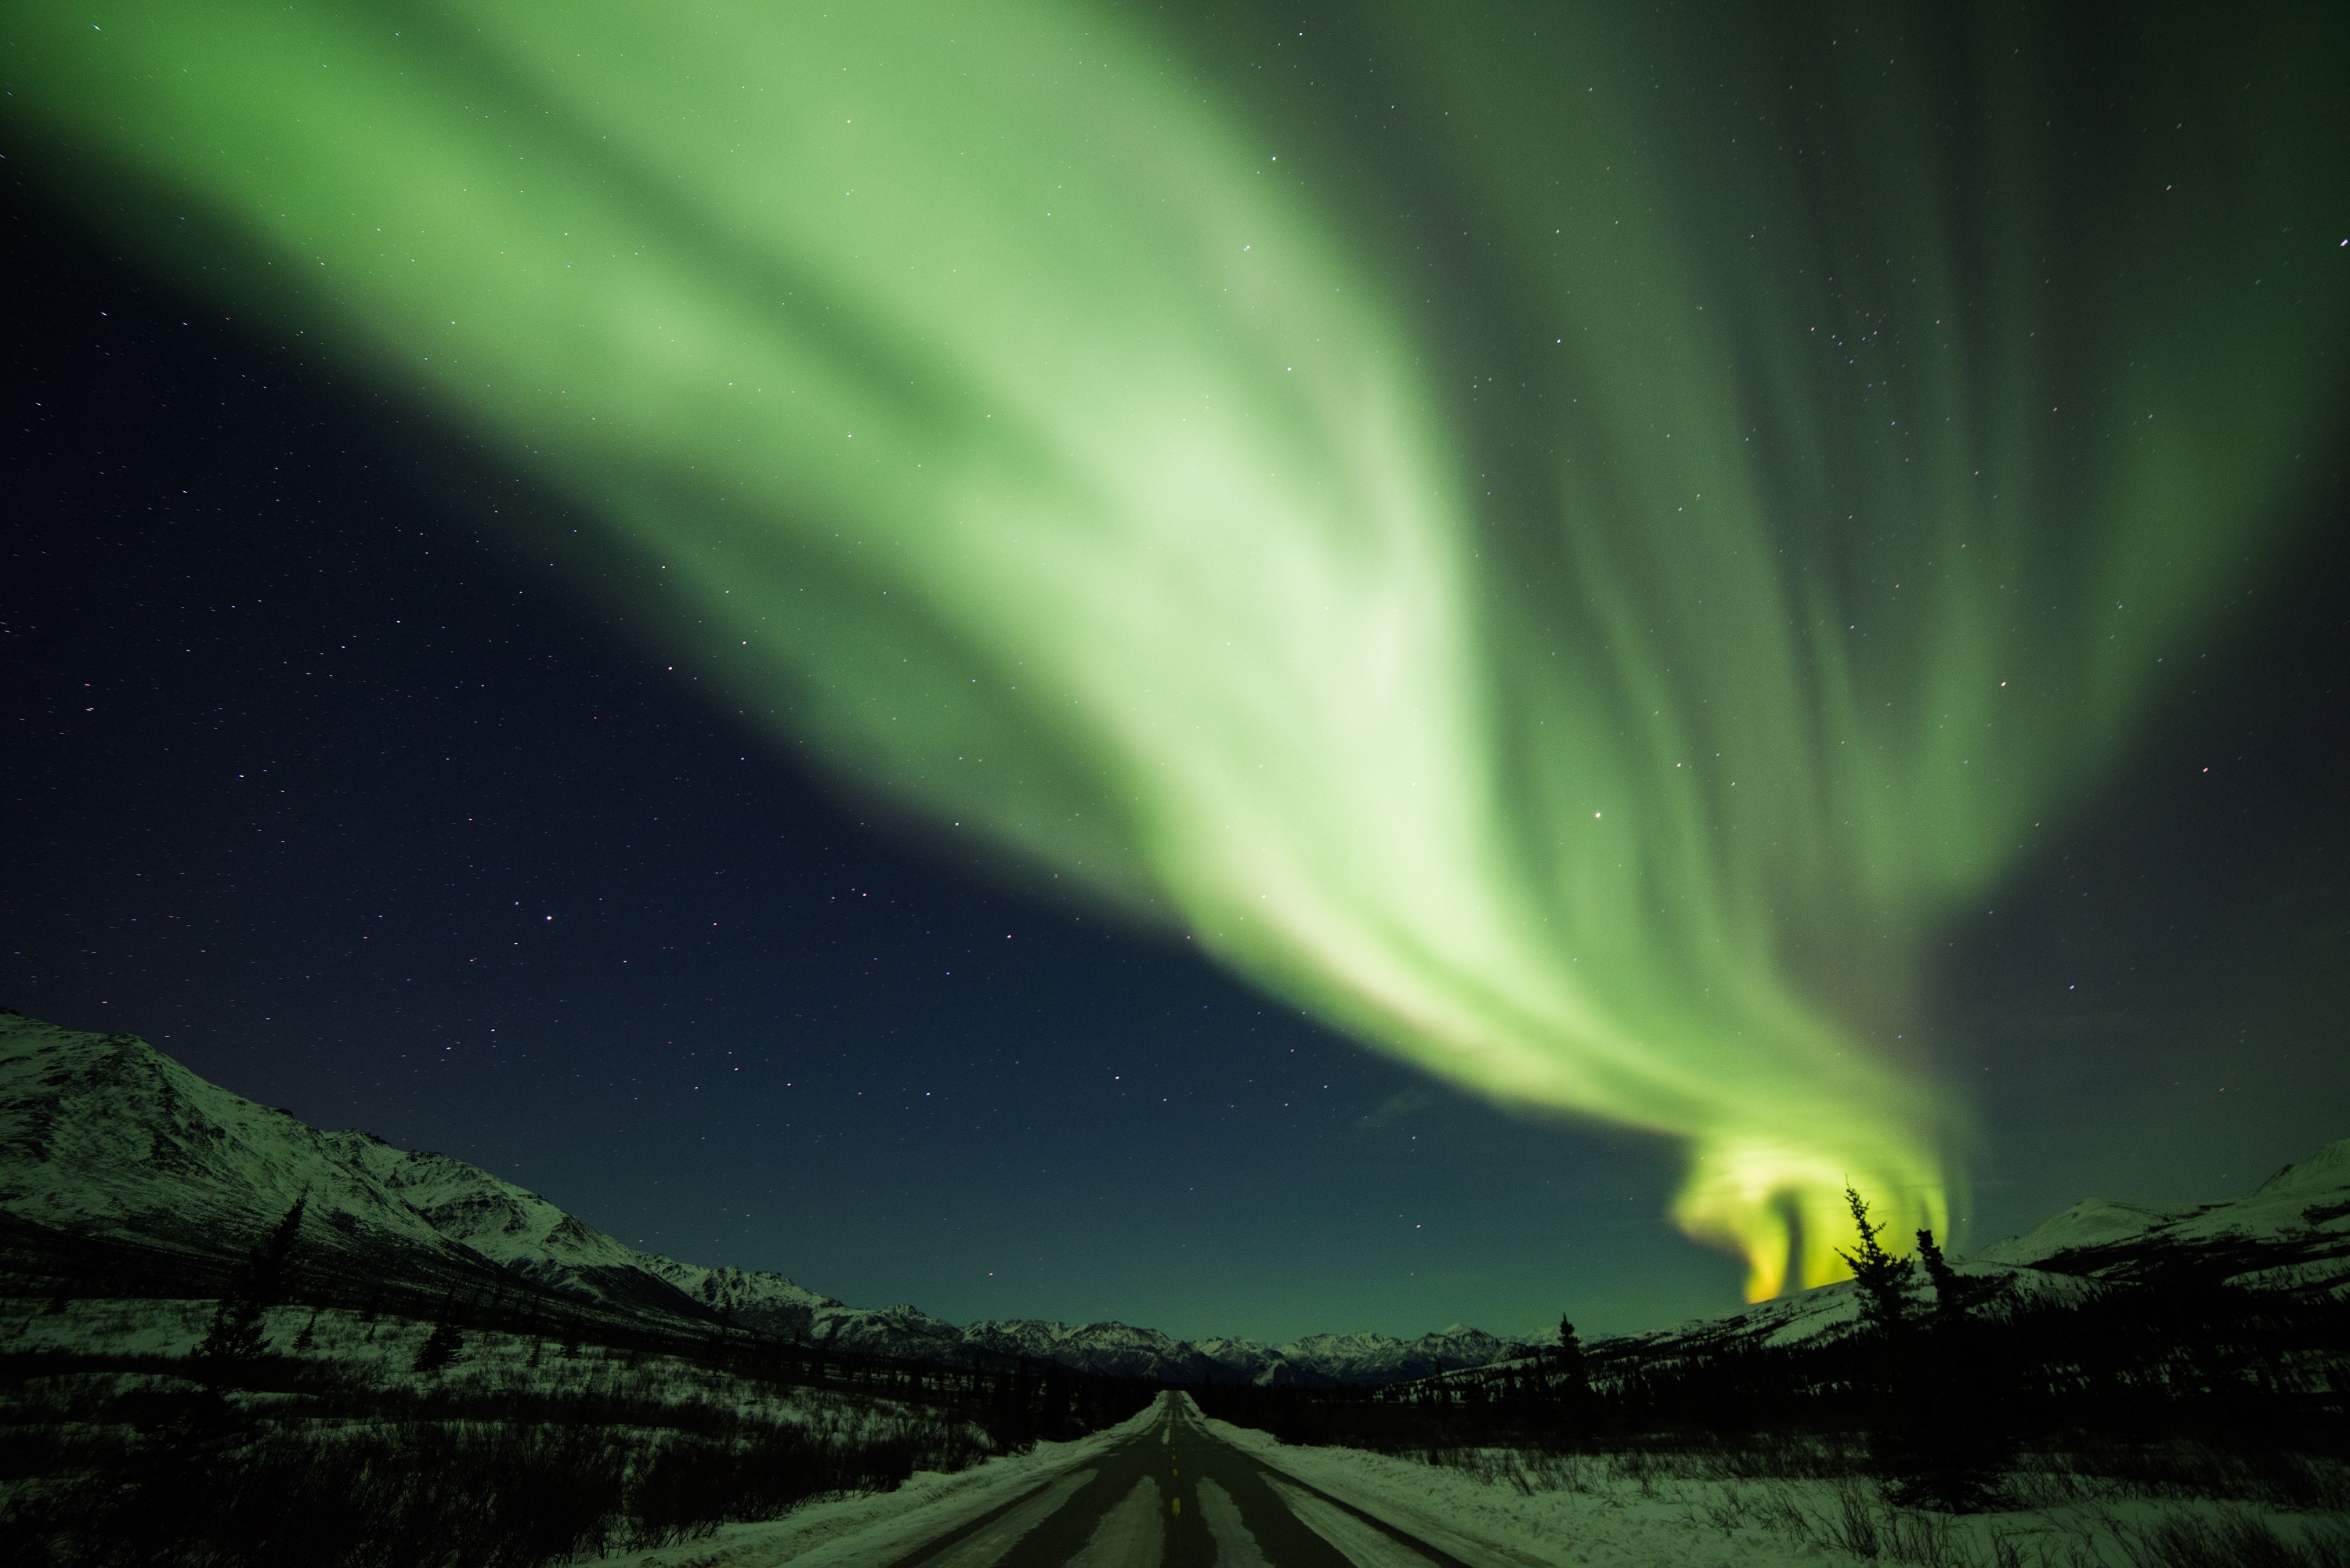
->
[[6, 1190, 2341, 1565], [0, 1297, 1155, 1567], [1188, 1192, 2350, 1567]]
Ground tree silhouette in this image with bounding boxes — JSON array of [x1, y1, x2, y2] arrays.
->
[[1838, 1186, 1914, 1335], [1554, 1314, 1587, 1400], [197, 1195, 306, 1367], [1896, 1227, 2010, 1512], [1915, 1228, 1964, 1321], [414, 1312, 464, 1375]]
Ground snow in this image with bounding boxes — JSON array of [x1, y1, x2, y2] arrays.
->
[[0, 1015, 903, 1337], [1189, 1403, 2350, 1568], [927, 1318, 1535, 1386], [1195, 1476, 1263, 1566], [1971, 1139, 2350, 1267], [579, 1397, 1168, 1568], [1972, 1198, 2184, 1264], [1066, 1476, 1164, 1568], [2251, 1137, 2350, 1201], [1616, 1136, 2350, 1360], [0, 1293, 909, 1436], [646, 1259, 842, 1339], [0, 1016, 469, 1267], [1265, 1474, 1452, 1567], [922, 1467, 1099, 1568]]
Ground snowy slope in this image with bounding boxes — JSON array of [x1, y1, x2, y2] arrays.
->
[[1283, 1324, 1519, 1383], [1973, 1198, 2182, 1263], [1969, 1139, 2350, 1292], [641, 1258, 841, 1339], [945, 1320, 1535, 1386], [0, 1013, 504, 1296], [0, 1014, 718, 1324], [1559, 1138, 2350, 1371], [962, 1318, 1202, 1379], [1595, 1259, 2105, 1364], [0, 1013, 1527, 1382], [806, 1300, 976, 1359], [774, 1310, 1539, 1385], [321, 1131, 715, 1317]]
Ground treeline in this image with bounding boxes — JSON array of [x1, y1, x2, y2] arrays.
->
[[1191, 1197, 2348, 1511], [4, 1378, 937, 1568], [7, 1192, 1151, 1443], [0, 1205, 1159, 1566], [1, 1321, 1159, 1567]]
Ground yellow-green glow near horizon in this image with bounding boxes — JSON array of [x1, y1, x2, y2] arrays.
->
[[9, 4, 2342, 1298]]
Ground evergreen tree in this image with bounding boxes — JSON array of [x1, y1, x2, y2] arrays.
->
[[1915, 1228, 1963, 1320], [414, 1313, 464, 1375], [197, 1195, 307, 1367], [1838, 1186, 1914, 1335], [1894, 1226, 2009, 1512], [1554, 1314, 1587, 1400]]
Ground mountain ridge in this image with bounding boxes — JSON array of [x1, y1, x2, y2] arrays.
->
[[1588, 1134, 2350, 1364], [12, 1011, 2339, 1385], [0, 1013, 1530, 1386]]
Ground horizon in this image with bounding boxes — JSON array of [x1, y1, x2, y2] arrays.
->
[[5, 1006, 2339, 1357]]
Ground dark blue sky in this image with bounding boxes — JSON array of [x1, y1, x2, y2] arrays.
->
[[7, 145, 2346, 1342]]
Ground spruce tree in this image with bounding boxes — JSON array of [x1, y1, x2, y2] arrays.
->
[[1554, 1314, 1587, 1400], [1897, 1226, 2008, 1512], [414, 1313, 464, 1374], [197, 1195, 307, 1367], [1838, 1186, 1914, 1335], [1915, 1228, 1963, 1320]]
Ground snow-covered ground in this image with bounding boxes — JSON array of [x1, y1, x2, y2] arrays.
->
[[569, 1393, 2348, 1567], [580, 1398, 1170, 1568], [1195, 1416, 2350, 1568], [0, 1294, 942, 1449]]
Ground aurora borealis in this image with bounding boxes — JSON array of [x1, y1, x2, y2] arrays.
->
[[6, 5, 2345, 1302]]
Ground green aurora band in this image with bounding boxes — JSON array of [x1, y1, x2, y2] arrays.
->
[[9, 3, 2343, 1297]]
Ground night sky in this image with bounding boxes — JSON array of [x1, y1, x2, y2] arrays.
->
[[6, 5, 2348, 1342]]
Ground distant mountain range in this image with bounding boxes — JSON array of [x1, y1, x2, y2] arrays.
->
[[0, 1013, 1529, 1386]]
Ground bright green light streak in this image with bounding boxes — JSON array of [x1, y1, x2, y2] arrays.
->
[[9, 3, 2341, 1297]]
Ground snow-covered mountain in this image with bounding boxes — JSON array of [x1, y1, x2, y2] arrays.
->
[[943, 1319, 1523, 1387], [1579, 1139, 2350, 1365], [1972, 1142, 2350, 1283], [0, 1013, 732, 1328], [0, 1013, 1530, 1383]]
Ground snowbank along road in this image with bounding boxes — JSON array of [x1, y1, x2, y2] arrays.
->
[[855, 1393, 1495, 1567]]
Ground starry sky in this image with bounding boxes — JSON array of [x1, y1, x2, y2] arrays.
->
[[5, 5, 2348, 1342]]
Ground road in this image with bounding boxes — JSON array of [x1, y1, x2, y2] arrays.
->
[[877, 1393, 1480, 1568]]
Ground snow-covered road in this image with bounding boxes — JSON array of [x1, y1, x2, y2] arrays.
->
[[620, 1392, 1542, 1568], [843, 1392, 1512, 1567]]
